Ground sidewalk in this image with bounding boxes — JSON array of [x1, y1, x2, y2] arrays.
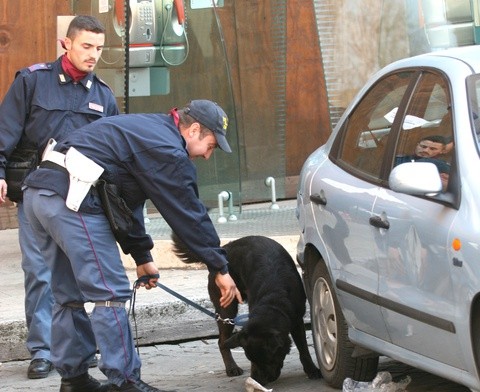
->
[[0, 200, 300, 362]]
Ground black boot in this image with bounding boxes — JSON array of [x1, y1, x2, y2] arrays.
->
[[59, 372, 110, 392], [27, 358, 54, 379]]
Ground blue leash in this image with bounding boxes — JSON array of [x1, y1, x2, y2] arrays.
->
[[134, 274, 248, 326], [155, 281, 216, 319]]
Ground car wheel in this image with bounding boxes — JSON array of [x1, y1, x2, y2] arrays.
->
[[310, 261, 378, 388]]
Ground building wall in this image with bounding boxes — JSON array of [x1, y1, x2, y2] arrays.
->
[[0, 0, 328, 228]]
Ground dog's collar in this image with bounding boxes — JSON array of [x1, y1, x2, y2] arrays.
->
[[216, 313, 249, 326]]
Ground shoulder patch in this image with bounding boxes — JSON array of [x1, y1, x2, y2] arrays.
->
[[96, 76, 109, 86], [95, 75, 115, 93], [27, 63, 51, 72]]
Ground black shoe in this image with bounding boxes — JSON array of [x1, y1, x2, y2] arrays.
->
[[60, 372, 110, 392], [27, 358, 54, 379], [109, 380, 176, 392]]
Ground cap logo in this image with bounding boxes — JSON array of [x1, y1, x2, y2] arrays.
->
[[222, 116, 228, 131]]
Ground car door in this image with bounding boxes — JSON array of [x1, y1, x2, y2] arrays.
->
[[372, 70, 466, 369], [311, 71, 417, 340]]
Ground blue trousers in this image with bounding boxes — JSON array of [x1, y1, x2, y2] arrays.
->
[[17, 202, 54, 361], [23, 187, 141, 384]]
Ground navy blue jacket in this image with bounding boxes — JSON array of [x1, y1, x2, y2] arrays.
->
[[25, 113, 229, 273], [0, 56, 119, 179]]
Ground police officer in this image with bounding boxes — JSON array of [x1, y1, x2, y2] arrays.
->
[[22, 100, 242, 392], [0, 15, 119, 380]]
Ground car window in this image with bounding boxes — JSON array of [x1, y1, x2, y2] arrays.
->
[[467, 74, 480, 149], [334, 71, 415, 180], [393, 71, 452, 192]]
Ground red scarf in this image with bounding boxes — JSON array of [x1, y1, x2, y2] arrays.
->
[[61, 54, 88, 82], [169, 108, 180, 127]]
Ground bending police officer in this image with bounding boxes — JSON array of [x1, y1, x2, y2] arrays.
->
[[22, 99, 242, 392]]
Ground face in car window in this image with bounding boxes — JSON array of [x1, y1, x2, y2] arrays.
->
[[415, 139, 445, 158], [395, 71, 452, 192]]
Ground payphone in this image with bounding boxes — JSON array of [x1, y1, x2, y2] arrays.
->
[[127, 0, 184, 44], [72, 0, 188, 96], [96, 0, 188, 68]]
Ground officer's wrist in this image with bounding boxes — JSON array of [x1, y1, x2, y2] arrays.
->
[[210, 265, 229, 278]]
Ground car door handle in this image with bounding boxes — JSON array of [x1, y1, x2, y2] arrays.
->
[[369, 215, 390, 230], [310, 193, 327, 206]]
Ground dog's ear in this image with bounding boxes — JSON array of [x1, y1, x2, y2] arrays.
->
[[223, 331, 247, 349]]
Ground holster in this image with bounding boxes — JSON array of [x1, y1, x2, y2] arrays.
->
[[5, 148, 39, 203], [64, 147, 104, 211], [96, 179, 133, 241]]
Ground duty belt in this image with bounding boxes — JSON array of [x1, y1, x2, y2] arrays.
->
[[39, 159, 68, 174], [95, 301, 125, 308]]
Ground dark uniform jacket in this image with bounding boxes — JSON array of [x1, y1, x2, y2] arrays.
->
[[25, 113, 229, 274], [0, 56, 119, 179]]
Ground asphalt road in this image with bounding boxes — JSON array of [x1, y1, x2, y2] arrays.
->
[[0, 335, 471, 392]]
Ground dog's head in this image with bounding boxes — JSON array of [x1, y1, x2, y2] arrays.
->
[[224, 322, 291, 385]]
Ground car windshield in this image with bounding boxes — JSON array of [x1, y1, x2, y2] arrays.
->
[[467, 74, 480, 149]]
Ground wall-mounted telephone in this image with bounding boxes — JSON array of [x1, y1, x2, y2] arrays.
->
[[132, 0, 156, 44], [112, 0, 185, 46], [99, 0, 188, 67], [88, 0, 189, 69], [72, 0, 188, 96]]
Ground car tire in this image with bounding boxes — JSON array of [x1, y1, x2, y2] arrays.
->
[[309, 260, 379, 388]]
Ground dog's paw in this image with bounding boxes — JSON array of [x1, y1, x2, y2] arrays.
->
[[306, 367, 322, 379], [226, 365, 244, 377]]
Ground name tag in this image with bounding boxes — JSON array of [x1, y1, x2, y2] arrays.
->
[[89, 102, 104, 113]]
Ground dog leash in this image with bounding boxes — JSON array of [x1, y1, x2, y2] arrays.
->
[[155, 280, 216, 318], [130, 274, 248, 326], [156, 280, 249, 326]]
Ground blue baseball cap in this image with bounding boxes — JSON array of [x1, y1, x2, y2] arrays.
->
[[184, 100, 231, 153]]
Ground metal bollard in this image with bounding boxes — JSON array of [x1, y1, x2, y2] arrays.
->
[[218, 191, 237, 223], [217, 191, 230, 223], [265, 177, 279, 210]]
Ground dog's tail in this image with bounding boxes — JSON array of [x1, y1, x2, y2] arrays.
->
[[170, 232, 203, 264]]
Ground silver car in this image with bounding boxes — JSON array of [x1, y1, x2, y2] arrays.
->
[[296, 46, 480, 391]]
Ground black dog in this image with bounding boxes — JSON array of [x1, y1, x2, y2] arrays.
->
[[172, 234, 321, 385]]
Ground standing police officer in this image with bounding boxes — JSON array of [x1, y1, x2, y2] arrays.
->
[[22, 100, 242, 392], [0, 15, 119, 379]]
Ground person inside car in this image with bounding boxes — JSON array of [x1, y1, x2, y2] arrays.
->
[[395, 134, 447, 165]]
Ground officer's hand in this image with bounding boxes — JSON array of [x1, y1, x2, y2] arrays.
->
[[215, 273, 243, 308], [136, 262, 159, 290], [0, 179, 7, 204]]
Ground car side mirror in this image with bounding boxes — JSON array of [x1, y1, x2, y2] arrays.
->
[[389, 162, 443, 196]]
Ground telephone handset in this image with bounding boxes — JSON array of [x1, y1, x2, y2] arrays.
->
[[173, 0, 185, 25], [114, 0, 125, 26]]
